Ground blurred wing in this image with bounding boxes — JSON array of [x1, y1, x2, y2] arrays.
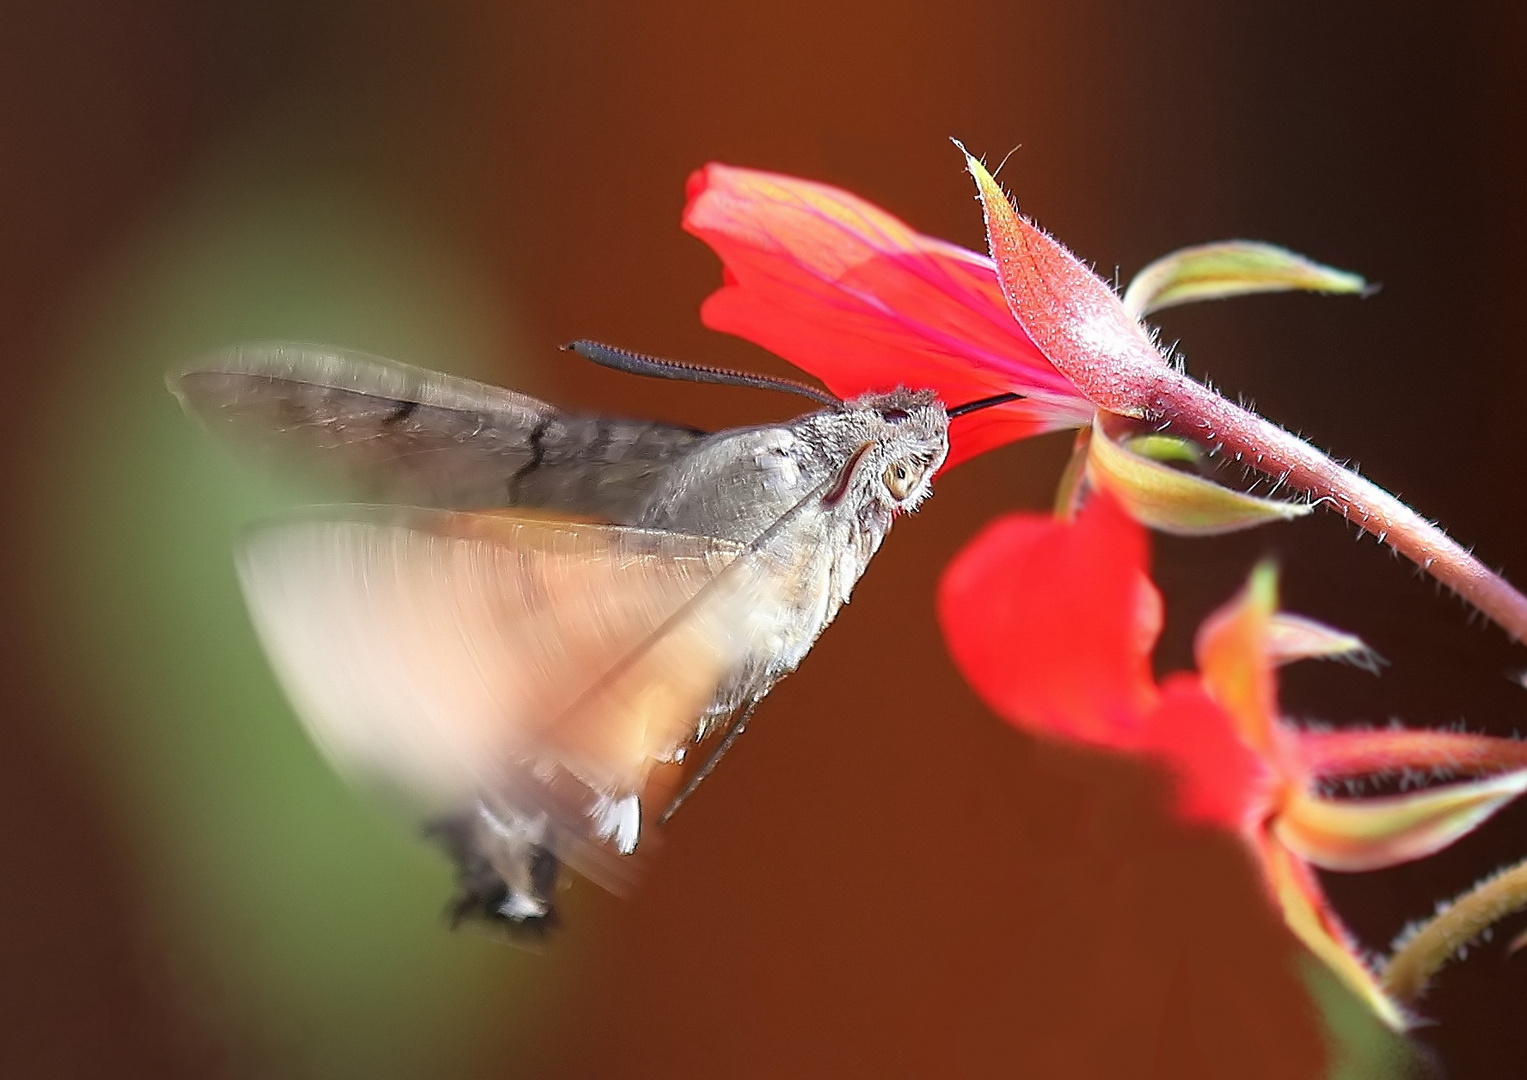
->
[[171, 343, 706, 517], [235, 508, 779, 845]]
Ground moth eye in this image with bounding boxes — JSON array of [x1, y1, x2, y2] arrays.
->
[[883, 461, 917, 500], [879, 407, 910, 423]]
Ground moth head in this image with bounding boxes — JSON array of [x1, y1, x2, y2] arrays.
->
[[834, 388, 949, 513]]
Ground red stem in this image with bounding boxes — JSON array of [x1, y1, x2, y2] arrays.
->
[[1148, 368, 1527, 642], [1296, 729, 1527, 780]]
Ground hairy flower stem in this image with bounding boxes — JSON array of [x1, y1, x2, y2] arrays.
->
[[1149, 369, 1527, 643], [963, 151, 1527, 640], [1383, 857, 1527, 1003]]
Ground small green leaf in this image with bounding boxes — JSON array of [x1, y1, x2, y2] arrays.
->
[[1300, 960, 1420, 1078], [1121, 241, 1370, 320], [1086, 417, 1312, 535], [1120, 432, 1203, 466]]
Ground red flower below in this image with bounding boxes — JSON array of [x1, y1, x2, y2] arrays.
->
[[938, 492, 1527, 1029]]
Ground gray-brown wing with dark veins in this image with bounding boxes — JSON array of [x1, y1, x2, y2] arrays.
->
[[170, 343, 707, 521]]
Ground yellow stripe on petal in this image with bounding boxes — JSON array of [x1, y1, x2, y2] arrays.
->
[[1195, 563, 1280, 751], [1276, 770, 1527, 872], [1121, 241, 1370, 320], [1087, 417, 1312, 536], [1260, 835, 1409, 1030]]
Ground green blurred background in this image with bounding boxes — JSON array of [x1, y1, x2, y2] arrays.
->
[[6, 2, 1527, 1077]]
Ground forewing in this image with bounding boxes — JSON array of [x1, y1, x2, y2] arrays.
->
[[172, 343, 706, 518], [234, 509, 777, 843]]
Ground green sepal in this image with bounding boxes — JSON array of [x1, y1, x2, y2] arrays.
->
[[1086, 416, 1312, 536], [1122, 241, 1369, 320], [1121, 433, 1203, 466]]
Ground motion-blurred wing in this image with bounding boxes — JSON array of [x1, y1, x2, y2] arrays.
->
[[171, 343, 705, 518], [235, 509, 777, 854]]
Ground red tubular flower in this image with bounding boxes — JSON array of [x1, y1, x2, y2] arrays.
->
[[683, 159, 1352, 533], [939, 493, 1527, 1029], [682, 164, 1094, 467]]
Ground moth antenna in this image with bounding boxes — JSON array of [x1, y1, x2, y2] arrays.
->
[[563, 340, 843, 409], [946, 391, 1024, 418]]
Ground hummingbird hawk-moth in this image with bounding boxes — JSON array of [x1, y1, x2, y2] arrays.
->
[[171, 341, 1016, 937]]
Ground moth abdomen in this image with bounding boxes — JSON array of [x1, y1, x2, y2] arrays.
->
[[426, 806, 564, 939]]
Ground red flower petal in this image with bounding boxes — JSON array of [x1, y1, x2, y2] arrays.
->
[[683, 164, 1094, 467], [938, 493, 1158, 747], [1142, 675, 1271, 830]]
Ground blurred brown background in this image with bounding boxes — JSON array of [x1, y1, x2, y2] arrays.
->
[[5, 1, 1527, 1077]]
